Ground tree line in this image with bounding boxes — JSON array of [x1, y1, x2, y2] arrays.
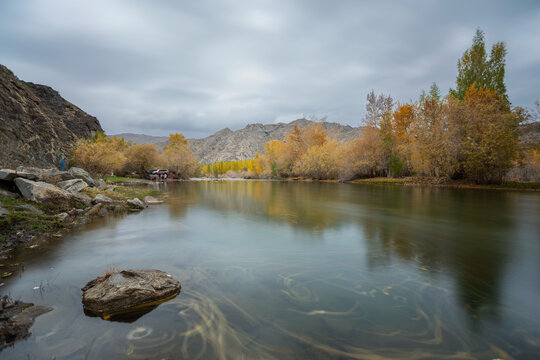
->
[[204, 29, 538, 184], [70, 132, 200, 178]]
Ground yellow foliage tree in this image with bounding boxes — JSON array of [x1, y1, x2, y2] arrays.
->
[[161, 133, 200, 178]]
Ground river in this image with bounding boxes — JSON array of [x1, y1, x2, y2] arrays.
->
[[2, 181, 540, 359]]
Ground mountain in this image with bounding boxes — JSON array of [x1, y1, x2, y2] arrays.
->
[[0, 64, 103, 168], [111, 133, 168, 145], [187, 119, 361, 164], [111, 119, 361, 164]]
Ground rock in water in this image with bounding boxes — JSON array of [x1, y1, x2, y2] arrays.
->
[[81, 270, 181, 319], [127, 198, 147, 210], [143, 196, 163, 205]]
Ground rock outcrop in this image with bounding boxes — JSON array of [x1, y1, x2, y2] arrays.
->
[[0, 64, 103, 169], [81, 269, 181, 318]]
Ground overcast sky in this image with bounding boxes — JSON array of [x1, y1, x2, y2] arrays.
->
[[1, 1, 539, 138]]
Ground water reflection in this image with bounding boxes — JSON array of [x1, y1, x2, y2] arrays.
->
[[1, 181, 539, 359], [166, 181, 531, 324]]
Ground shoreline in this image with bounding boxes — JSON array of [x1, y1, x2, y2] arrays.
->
[[196, 175, 540, 191]]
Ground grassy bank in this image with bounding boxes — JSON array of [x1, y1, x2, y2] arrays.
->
[[348, 177, 540, 191]]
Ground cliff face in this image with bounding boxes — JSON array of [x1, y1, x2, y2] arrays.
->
[[187, 119, 361, 164], [0, 64, 103, 168]]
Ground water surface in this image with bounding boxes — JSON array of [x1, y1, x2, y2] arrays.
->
[[2, 181, 540, 359]]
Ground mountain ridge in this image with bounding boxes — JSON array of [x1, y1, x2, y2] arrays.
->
[[113, 119, 362, 164]]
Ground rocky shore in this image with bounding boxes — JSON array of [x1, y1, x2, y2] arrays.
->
[[0, 166, 163, 255], [0, 166, 166, 348]]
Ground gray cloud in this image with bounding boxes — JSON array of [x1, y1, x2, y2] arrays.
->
[[1, 0, 539, 137]]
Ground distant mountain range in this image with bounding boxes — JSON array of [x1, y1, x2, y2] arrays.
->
[[112, 119, 362, 164]]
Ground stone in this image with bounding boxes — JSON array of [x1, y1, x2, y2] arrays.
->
[[127, 198, 147, 210], [143, 196, 163, 205], [13, 204, 44, 214], [0, 189, 19, 199], [96, 179, 107, 190], [14, 171, 40, 181], [97, 207, 108, 217], [106, 185, 116, 191], [56, 212, 69, 222], [0, 296, 53, 349], [81, 269, 181, 317], [14, 178, 75, 207], [71, 192, 93, 207], [68, 208, 84, 216], [60, 172, 76, 181], [0, 207, 9, 218], [0, 169, 17, 182], [57, 179, 88, 193], [85, 203, 103, 217], [93, 194, 113, 204], [68, 168, 95, 187]]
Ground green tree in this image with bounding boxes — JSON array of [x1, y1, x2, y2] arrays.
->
[[450, 28, 508, 102]]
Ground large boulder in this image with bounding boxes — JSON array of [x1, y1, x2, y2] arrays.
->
[[14, 178, 76, 207], [81, 269, 181, 317], [68, 168, 95, 187], [57, 179, 88, 193]]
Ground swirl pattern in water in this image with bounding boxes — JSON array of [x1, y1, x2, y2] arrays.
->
[[1, 181, 540, 359]]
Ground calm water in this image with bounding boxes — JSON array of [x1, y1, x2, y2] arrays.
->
[[2, 181, 540, 359]]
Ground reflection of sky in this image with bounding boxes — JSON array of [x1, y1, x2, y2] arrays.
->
[[2, 182, 540, 358]]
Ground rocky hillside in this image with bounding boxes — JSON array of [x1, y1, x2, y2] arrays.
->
[[111, 133, 168, 145], [187, 119, 360, 164], [112, 119, 360, 164], [0, 64, 103, 168]]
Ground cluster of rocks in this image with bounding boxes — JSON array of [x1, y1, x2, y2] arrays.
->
[[0, 166, 156, 252], [0, 166, 148, 216]]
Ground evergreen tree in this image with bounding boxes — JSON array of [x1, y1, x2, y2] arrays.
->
[[450, 29, 508, 103]]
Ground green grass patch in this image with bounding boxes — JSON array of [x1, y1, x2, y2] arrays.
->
[[84, 185, 161, 202], [105, 176, 145, 183], [494, 182, 540, 190], [0, 208, 62, 235], [350, 178, 407, 185]]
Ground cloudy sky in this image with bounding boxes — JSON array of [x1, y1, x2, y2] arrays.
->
[[1, 1, 539, 138]]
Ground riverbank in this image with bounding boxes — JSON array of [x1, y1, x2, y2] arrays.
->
[[0, 170, 165, 256], [347, 177, 540, 191]]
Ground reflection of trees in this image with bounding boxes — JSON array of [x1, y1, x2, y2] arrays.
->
[[168, 181, 517, 323]]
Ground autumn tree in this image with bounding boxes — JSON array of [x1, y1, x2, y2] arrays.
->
[[123, 143, 159, 176], [70, 132, 129, 177], [160, 133, 200, 178], [450, 28, 508, 102], [451, 85, 521, 183]]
